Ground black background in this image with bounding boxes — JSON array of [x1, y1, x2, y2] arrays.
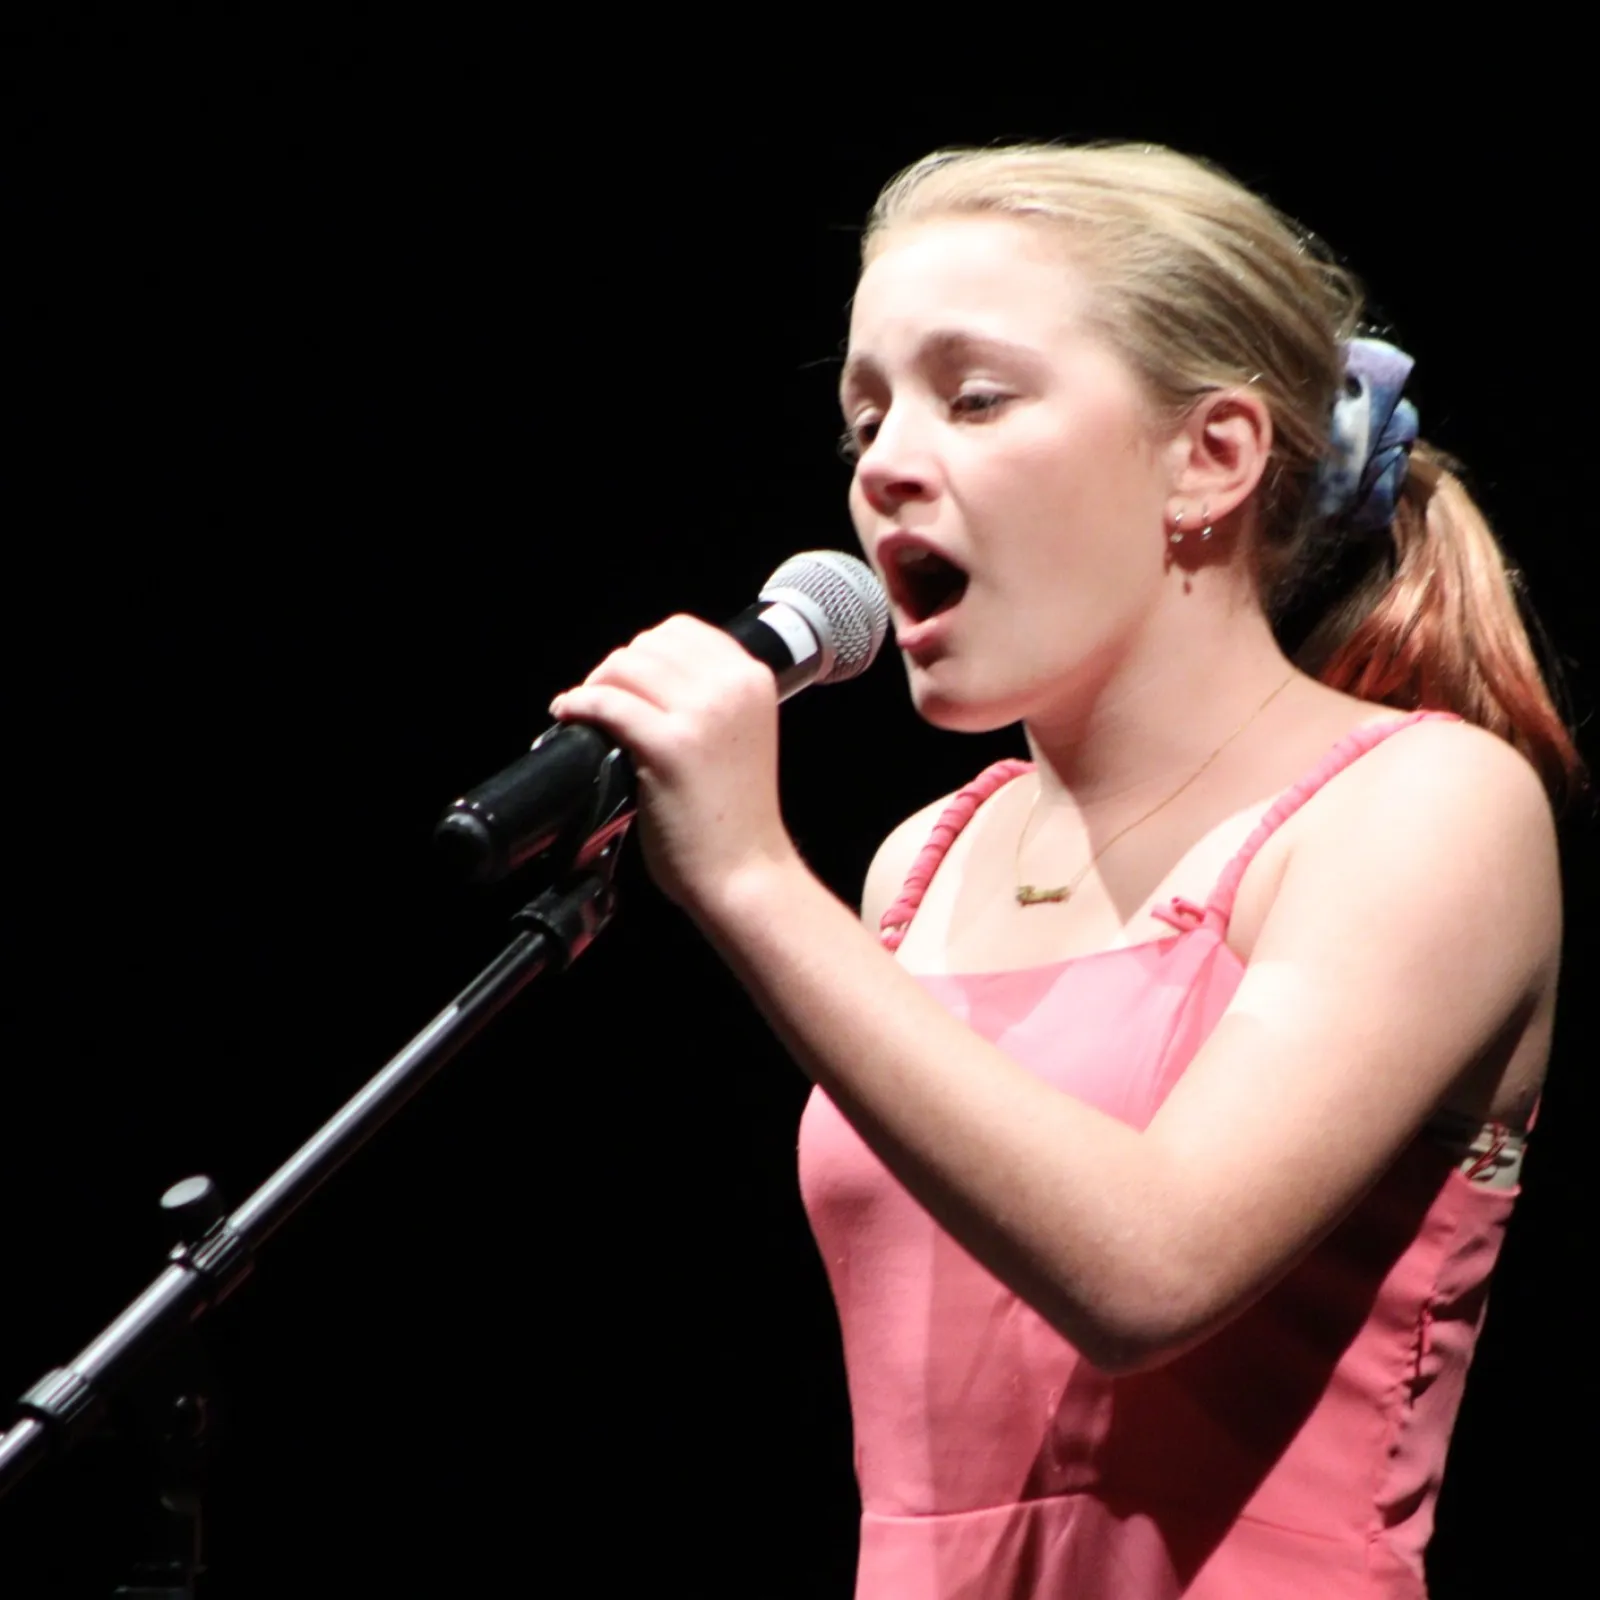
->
[[2, 16, 1593, 1598]]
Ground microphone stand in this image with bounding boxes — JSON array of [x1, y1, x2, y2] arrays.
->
[[0, 841, 624, 1594]]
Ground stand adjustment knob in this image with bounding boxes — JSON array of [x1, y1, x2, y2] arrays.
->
[[160, 1177, 225, 1244]]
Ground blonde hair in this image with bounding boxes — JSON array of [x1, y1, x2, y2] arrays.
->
[[864, 144, 1583, 803]]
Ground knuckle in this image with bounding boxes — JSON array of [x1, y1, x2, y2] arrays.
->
[[733, 655, 777, 696], [587, 648, 631, 683], [642, 614, 695, 643]]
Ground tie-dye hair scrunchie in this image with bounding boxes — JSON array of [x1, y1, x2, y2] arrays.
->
[[1308, 337, 1419, 536]]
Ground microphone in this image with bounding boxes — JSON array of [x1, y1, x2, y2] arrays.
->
[[433, 551, 889, 885]]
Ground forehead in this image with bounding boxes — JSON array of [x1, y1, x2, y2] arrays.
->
[[847, 214, 1093, 355]]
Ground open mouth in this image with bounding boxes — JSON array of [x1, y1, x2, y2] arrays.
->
[[886, 544, 970, 624]]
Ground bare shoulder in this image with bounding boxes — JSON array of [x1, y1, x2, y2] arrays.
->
[[860, 793, 958, 929], [1299, 717, 1559, 895], [1255, 716, 1563, 1091]]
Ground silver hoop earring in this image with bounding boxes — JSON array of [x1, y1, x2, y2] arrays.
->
[[1168, 511, 1185, 546], [1199, 504, 1214, 541]]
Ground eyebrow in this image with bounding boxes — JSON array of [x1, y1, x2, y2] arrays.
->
[[838, 329, 1048, 403]]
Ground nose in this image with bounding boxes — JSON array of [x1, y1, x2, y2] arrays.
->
[[853, 407, 939, 518]]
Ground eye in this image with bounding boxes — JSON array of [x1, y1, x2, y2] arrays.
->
[[838, 412, 881, 464], [950, 388, 1010, 420]]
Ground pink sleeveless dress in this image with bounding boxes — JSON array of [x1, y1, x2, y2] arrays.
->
[[798, 713, 1516, 1598]]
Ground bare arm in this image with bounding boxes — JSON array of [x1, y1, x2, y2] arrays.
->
[[553, 621, 1560, 1372]]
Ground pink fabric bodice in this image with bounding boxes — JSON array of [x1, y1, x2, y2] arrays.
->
[[798, 713, 1515, 1598]]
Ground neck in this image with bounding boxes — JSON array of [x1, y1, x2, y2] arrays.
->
[[1022, 581, 1299, 814]]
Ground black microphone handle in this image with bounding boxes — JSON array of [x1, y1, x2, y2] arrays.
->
[[433, 601, 823, 886]]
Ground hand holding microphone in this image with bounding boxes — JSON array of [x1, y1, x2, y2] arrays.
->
[[434, 552, 888, 897], [549, 613, 801, 910]]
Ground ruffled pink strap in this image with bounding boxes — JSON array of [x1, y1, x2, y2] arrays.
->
[[877, 711, 1462, 951], [1202, 710, 1460, 927], [879, 759, 1032, 950]]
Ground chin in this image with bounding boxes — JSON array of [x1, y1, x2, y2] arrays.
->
[[904, 666, 1024, 736]]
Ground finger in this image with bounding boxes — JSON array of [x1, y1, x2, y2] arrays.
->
[[636, 613, 742, 656], [579, 621, 717, 699], [636, 616, 786, 697], [577, 645, 682, 708], [547, 682, 675, 758], [581, 618, 773, 704], [616, 614, 771, 678]]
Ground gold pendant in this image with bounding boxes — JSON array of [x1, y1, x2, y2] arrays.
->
[[1016, 884, 1071, 906]]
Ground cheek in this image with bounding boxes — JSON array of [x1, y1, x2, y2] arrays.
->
[[979, 437, 1113, 570], [1010, 425, 1161, 563], [847, 478, 882, 560]]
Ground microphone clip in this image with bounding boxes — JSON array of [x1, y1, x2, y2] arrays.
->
[[433, 722, 637, 888], [511, 835, 625, 969]]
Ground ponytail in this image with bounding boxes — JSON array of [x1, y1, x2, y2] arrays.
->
[[1293, 444, 1585, 807]]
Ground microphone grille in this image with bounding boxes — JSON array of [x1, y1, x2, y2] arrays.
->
[[760, 551, 888, 684]]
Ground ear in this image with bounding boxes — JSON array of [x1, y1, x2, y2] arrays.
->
[[1162, 387, 1274, 528]]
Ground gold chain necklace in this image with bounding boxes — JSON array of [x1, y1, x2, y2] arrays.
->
[[1014, 673, 1296, 907]]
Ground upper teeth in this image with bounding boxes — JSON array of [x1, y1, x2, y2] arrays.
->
[[899, 549, 941, 568]]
